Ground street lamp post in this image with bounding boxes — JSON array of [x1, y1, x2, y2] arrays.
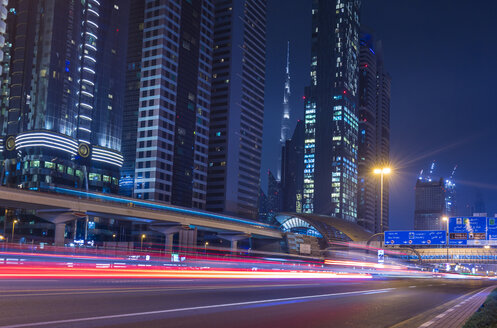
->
[[11, 219, 18, 243], [141, 234, 146, 251], [204, 241, 209, 254], [373, 167, 391, 233], [442, 216, 449, 263]]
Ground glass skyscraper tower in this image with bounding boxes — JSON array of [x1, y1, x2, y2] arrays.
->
[[0, 0, 128, 193], [133, 0, 214, 209], [207, 0, 267, 219], [303, 0, 360, 221]]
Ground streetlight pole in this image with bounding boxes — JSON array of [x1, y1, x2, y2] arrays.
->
[[141, 234, 146, 251], [11, 219, 18, 243], [373, 167, 391, 233], [443, 216, 449, 263]]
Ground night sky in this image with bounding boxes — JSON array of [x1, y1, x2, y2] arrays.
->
[[261, 0, 497, 229]]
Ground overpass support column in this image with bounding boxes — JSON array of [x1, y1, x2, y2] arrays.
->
[[179, 227, 197, 254], [36, 210, 86, 247], [54, 222, 66, 246], [150, 224, 184, 254], [218, 234, 250, 253], [231, 240, 238, 252]]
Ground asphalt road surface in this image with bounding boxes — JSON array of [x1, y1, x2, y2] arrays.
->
[[0, 277, 493, 328]]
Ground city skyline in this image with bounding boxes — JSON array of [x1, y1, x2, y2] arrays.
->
[[262, 0, 497, 229]]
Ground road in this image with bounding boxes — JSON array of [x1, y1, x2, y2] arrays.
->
[[0, 277, 493, 328]]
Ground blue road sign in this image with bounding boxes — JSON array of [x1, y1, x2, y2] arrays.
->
[[487, 217, 497, 245], [449, 217, 487, 245], [384, 230, 447, 245]]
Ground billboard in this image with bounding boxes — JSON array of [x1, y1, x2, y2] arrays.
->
[[384, 230, 447, 245], [449, 217, 487, 245]]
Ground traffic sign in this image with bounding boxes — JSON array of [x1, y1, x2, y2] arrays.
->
[[449, 217, 487, 245], [378, 249, 384, 263], [384, 230, 447, 245], [487, 217, 497, 245]]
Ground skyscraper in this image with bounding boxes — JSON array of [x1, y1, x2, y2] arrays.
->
[[278, 41, 291, 180], [357, 31, 391, 233], [133, 0, 214, 209], [0, 0, 128, 193], [281, 119, 304, 213], [303, 0, 360, 221], [414, 178, 446, 230], [119, 0, 145, 197], [207, 0, 267, 219]]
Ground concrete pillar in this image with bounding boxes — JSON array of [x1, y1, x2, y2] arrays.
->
[[36, 209, 86, 247], [231, 240, 238, 252], [165, 233, 173, 254], [218, 233, 250, 253], [54, 222, 66, 246]]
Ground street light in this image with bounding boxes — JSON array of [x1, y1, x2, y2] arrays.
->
[[442, 216, 449, 262], [373, 167, 391, 233], [204, 241, 209, 254], [141, 234, 146, 251], [11, 219, 18, 243]]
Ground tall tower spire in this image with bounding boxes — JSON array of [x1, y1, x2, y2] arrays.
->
[[280, 41, 291, 145]]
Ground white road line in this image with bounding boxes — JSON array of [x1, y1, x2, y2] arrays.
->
[[0, 288, 395, 328], [435, 313, 446, 318], [419, 320, 434, 327], [408, 286, 417, 288]]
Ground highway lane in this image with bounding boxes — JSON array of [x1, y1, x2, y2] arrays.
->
[[0, 278, 493, 328]]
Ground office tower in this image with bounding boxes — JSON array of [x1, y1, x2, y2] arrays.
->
[[0, 0, 7, 79], [357, 32, 391, 233], [207, 0, 267, 219], [119, 0, 145, 197], [0, 0, 128, 193], [266, 169, 281, 216], [303, 0, 360, 221], [281, 119, 304, 213], [414, 178, 446, 230], [278, 41, 291, 180], [133, 0, 214, 209]]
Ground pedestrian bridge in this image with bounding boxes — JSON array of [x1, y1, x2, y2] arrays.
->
[[402, 247, 497, 264]]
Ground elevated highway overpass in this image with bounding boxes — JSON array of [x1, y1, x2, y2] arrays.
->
[[0, 186, 282, 247]]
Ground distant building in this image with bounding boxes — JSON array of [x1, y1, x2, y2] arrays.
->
[[278, 41, 291, 180], [281, 120, 304, 213], [133, 0, 214, 209], [357, 31, 391, 233], [207, 0, 267, 219], [303, 0, 361, 221], [1, 0, 129, 193], [414, 178, 446, 230]]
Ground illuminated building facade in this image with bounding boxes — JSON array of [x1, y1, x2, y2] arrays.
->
[[0, 0, 128, 193], [207, 0, 267, 219], [133, 0, 213, 209], [303, 0, 360, 221], [278, 41, 291, 180], [357, 31, 391, 233]]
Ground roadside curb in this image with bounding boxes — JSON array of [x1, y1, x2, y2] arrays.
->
[[417, 285, 497, 328]]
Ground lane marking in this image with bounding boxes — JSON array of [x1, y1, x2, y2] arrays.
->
[[435, 313, 446, 318], [419, 321, 433, 327], [0, 283, 342, 298], [408, 286, 417, 288], [0, 288, 395, 328]]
